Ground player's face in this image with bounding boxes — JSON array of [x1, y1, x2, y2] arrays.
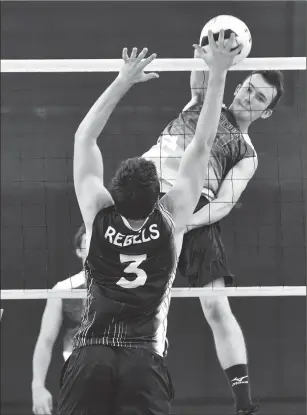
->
[[231, 74, 277, 123]]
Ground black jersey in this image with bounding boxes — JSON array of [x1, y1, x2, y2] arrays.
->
[[74, 202, 177, 356]]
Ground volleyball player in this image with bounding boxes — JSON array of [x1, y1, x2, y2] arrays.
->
[[32, 225, 86, 415], [142, 33, 285, 415], [58, 32, 242, 415]]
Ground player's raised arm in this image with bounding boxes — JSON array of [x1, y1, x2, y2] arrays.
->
[[183, 46, 208, 111], [74, 48, 159, 230], [161, 30, 242, 231]]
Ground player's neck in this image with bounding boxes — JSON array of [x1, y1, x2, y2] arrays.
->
[[228, 104, 251, 134], [232, 114, 251, 134], [123, 216, 149, 231]]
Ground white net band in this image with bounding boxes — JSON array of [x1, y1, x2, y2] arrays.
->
[[1, 286, 306, 300], [1, 57, 306, 73]]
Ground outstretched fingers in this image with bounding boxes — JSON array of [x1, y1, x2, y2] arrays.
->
[[207, 30, 218, 51], [130, 47, 138, 59], [229, 43, 243, 56], [122, 47, 129, 61], [141, 52, 157, 69], [217, 29, 225, 49], [136, 47, 149, 61], [225, 33, 236, 51]]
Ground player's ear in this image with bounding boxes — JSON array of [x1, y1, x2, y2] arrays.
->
[[261, 108, 273, 119]]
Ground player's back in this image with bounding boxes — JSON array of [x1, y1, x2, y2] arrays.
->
[[74, 203, 177, 356]]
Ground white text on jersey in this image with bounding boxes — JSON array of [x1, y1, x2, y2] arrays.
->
[[104, 224, 160, 246]]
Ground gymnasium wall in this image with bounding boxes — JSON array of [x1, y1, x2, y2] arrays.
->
[[1, 1, 306, 413]]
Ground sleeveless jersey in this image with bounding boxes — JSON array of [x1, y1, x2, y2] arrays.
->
[[142, 103, 257, 200], [73, 203, 176, 357], [54, 271, 86, 361]]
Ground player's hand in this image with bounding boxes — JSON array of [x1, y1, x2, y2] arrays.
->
[[117, 47, 159, 85], [193, 29, 243, 71], [32, 386, 53, 414], [194, 45, 206, 59]]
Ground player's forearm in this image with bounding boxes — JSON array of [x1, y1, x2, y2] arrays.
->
[[75, 77, 131, 143], [32, 340, 53, 388], [188, 200, 233, 229], [194, 70, 227, 148]]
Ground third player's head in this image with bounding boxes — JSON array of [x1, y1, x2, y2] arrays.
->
[[230, 70, 285, 124], [110, 157, 160, 220]]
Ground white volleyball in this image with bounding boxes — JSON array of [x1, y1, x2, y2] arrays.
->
[[200, 15, 252, 65]]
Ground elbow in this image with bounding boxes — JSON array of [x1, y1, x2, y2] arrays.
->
[[225, 202, 235, 214], [36, 335, 55, 351], [222, 200, 236, 217], [75, 130, 85, 142]]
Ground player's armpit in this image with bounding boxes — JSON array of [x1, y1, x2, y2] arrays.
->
[[182, 97, 200, 112]]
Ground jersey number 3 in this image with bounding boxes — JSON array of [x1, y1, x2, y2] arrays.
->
[[116, 254, 147, 289]]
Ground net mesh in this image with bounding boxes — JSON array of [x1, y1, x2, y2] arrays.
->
[[1, 66, 306, 300]]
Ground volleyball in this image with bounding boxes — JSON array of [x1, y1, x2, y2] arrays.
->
[[199, 15, 252, 65]]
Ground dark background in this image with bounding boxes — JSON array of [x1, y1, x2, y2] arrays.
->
[[1, 1, 306, 414]]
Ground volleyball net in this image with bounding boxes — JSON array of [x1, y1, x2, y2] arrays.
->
[[1, 56, 306, 300]]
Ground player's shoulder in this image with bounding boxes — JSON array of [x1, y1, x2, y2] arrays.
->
[[157, 197, 181, 234], [95, 204, 116, 220], [54, 270, 86, 290], [157, 201, 174, 223], [183, 99, 227, 114], [242, 133, 258, 158], [91, 204, 117, 231]]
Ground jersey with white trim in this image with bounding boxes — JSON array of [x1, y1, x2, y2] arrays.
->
[[73, 203, 176, 356], [142, 103, 257, 200], [55, 271, 86, 357]]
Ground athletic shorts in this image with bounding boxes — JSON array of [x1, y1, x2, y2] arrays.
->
[[57, 345, 174, 415], [161, 194, 234, 287]]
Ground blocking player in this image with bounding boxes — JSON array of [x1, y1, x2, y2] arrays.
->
[[58, 32, 242, 415]]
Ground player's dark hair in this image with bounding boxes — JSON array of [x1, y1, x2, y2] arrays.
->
[[74, 224, 86, 251], [110, 157, 160, 220], [247, 70, 285, 110]]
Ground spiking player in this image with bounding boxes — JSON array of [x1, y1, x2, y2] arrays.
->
[[142, 29, 284, 415]]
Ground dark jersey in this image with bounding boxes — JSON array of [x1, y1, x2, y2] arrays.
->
[[142, 103, 257, 200], [74, 202, 176, 356]]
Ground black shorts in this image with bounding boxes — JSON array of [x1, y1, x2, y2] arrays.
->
[[57, 345, 174, 415], [161, 193, 234, 287]]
